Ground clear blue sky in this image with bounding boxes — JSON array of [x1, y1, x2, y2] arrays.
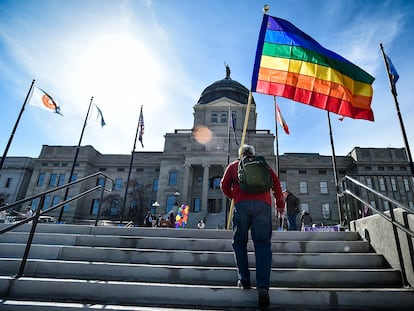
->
[[1, 0, 413, 158]]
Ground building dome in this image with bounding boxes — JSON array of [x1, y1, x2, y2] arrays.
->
[[197, 65, 255, 105]]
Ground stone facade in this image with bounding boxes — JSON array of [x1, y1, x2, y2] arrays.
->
[[2, 73, 413, 227]]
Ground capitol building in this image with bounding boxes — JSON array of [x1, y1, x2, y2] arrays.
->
[[1, 70, 413, 228]]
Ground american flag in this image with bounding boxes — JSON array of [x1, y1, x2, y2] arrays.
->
[[138, 106, 144, 148]]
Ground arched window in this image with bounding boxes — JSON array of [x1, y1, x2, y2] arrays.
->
[[211, 113, 218, 123], [220, 112, 227, 123]]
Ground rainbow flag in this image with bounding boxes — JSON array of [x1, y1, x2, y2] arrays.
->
[[251, 15, 375, 121]]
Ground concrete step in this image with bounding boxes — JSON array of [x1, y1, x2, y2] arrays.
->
[[0, 232, 372, 253], [0, 258, 402, 288], [0, 224, 412, 310], [0, 244, 388, 268], [0, 223, 362, 241], [0, 276, 413, 310]]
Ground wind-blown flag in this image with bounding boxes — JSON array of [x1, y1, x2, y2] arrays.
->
[[90, 103, 106, 127], [29, 87, 62, 115], [275, 102, 290, 134], [384, 53, 399, 96], [231, 112, 239, 145], [138, 106, 144, 148], [251, 15, 375, 121]]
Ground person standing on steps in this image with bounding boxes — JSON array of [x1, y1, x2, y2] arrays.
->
[[284, 190, 300, 231], [220, 144, 284, 308]]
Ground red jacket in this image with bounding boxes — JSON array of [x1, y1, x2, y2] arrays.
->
[[220, 159, 284, 210]]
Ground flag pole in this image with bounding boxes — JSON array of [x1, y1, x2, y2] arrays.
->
[[380, 43, 414, 174], [226, 91, 253, 230], [120, 105, 143, 225], [327, 111, 342, 226], [58, 96, 94, 222], [273, 96, 280, 176], [0, 79, 36, 171], [225, 105, 232, 227]]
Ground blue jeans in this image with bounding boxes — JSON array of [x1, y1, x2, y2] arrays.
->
[[287, 214, 298, 231], [232, 200, 272, 289]]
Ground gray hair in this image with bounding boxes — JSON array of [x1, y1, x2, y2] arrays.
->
[[240, 144, 255, 157]]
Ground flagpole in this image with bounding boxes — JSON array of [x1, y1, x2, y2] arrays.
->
[[380, 43, 414, 175], [120, 105, 143, 225], [0, 80, 36, 171], [58, 96, 94, 222], [224, 105, 232, 227], [227, 91, 253, 230], [327, 111, 342, 226], [273, 96, 280, 176]]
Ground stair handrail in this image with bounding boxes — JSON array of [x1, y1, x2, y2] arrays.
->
[[339, 175, 414, 287], [0, 171, 114, 277]]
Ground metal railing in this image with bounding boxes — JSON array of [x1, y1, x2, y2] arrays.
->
[[339, 175, 414, 287], [0, 171, 114, 277]]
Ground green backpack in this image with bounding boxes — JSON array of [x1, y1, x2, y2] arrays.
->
[[238, 156, 273, 194]]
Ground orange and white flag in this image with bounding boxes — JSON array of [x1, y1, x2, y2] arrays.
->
[[29, 87, 62, 115]]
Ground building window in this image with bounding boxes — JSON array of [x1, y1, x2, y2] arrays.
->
[[58, 174, 66, 186], [41, 163, 48, 167], [366, 177, 373, 188], [48, 174, 57, 187], [220, 112, 227, 123], [400, 166, 407, 171], [42, 195, 51, 210], [114, 178, 123, 191], [96, 177, 105, 187], [99, 167, 106, 171], [168, 172, 178, 186], [70, 174, 77, 182], [280, 181, 287, 191], [301, 202, 309, 213], [211, 113, 218, 123], [61, 163, 68, 167], [391, 178, 397, 191], [279, 170, 286, 174], [5, 178, 12, 188], [320, 181, 328, 194], [403, 178, 410, 191], [53, 163, 60, 167], [110, 200, 120, 216], [64, 195, 72, 211], [318, 170, 327, 174], [153, 179, 159, 192], [31, 198, 40, 211], [365, 166, 372, 170], [299, 170, 307, 174], [90, 199, 100, 215], [193, 198, 201, 212], [379, 178, 386, 191], [117, 168, 125, 172], [378, 166, 384, 171], [52, 195, 60, 207], [299, 181, 308, 193], [383, 201, 389, 211], [166, 195, 176, 213], [209, 177, 221, 189], [321, 203, 331, 220], [37, 173, 45, 186], [387, 166, 394, 171]]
